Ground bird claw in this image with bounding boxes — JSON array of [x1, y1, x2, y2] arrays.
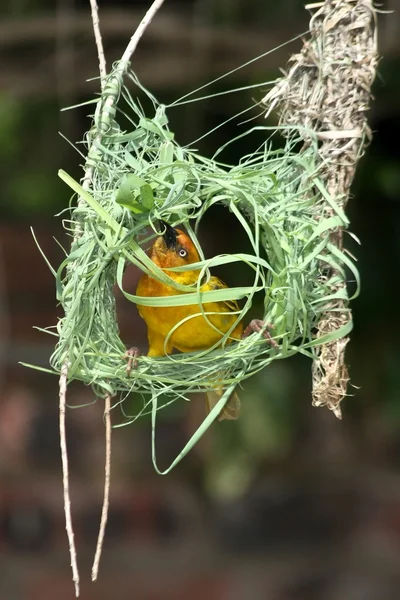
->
[[125, 347, 141, 376], [242, 319, 278, 349]]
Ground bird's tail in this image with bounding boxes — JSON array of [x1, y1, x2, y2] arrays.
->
[[206, 388, 241, 421]]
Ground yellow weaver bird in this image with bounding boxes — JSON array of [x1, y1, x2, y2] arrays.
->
[[132, 221, 275, 420]]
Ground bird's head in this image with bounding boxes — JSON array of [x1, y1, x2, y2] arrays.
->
[[151, 221, 200, 271]]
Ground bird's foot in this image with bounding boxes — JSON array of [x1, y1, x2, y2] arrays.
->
[[242, 319, 278, 349], [125, 347, 141, 376]]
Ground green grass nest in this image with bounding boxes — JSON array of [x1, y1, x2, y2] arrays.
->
[[31, 71, 357, 468]]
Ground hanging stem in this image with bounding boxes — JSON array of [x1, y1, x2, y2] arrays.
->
[[59, 361, 80, 597], [89, 0, 107, 86], [91, 394, 112, 581]]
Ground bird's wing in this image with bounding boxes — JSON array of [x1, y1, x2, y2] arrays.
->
[[205, 276, 241, 313]]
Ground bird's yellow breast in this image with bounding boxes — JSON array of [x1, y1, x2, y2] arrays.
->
[[136, 273, 243, 354]]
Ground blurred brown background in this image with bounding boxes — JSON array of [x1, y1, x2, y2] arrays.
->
[[1, 1, 400, 599]]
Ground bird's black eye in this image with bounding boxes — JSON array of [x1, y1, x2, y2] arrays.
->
[[178, 248, 188, 258]]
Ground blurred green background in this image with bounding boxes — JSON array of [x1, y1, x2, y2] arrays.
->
[[1, 1, 400, 599]]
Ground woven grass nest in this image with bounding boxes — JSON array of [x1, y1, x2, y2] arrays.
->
[[46, 69, 357, 442], [25, 1, 378, 592]]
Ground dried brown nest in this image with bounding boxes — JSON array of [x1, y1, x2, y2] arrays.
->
[[263, 0, 378, 417]]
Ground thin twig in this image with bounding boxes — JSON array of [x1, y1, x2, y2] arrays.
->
[[121, 0, 166, 64], [79, 0, 167, 210], [59, 361, 80, 597], [57, 3, 104, 589], [89, 0, 107, 87], [91, 394, 112, 581]]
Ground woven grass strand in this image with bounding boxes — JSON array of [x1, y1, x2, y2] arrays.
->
[[263, 0, 378, 417]]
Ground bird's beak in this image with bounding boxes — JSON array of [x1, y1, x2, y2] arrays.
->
[[159, 220, 177, 250]]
